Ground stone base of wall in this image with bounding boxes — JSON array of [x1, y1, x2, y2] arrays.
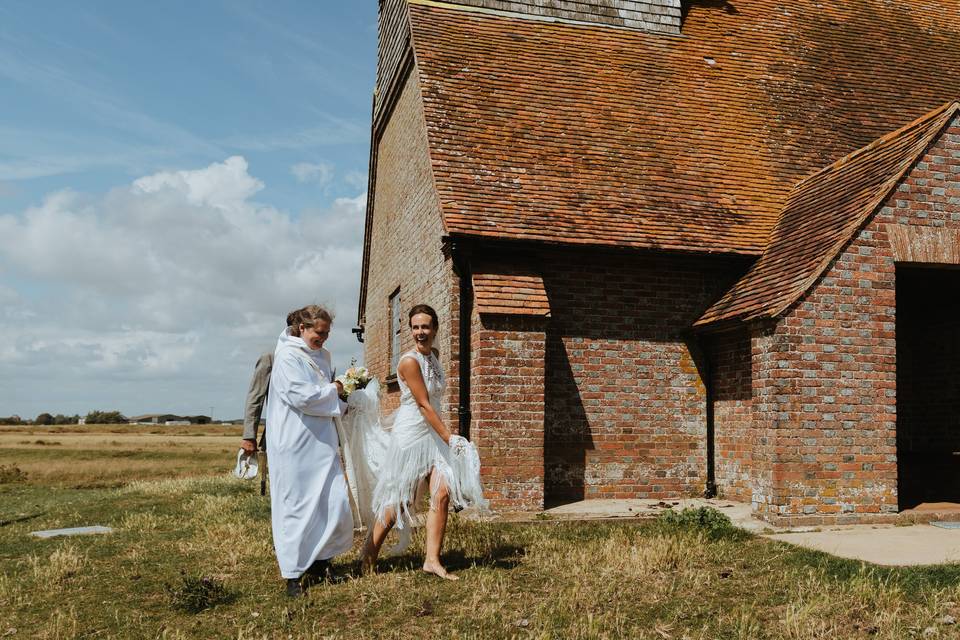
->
[[758, 509, 960, 528]]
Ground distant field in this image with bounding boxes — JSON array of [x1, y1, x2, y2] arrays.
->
[[0, 423, 240, 488]]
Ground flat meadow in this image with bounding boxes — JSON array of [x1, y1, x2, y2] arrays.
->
[[3, 425, 960, 639]]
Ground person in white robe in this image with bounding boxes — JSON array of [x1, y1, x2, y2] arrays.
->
[[265, 304, 353, 597]]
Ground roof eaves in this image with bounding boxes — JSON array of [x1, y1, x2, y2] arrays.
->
[[694, 101, 960, 329], [766, 102, 960, 319]]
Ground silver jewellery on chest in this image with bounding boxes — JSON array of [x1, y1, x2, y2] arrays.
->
[[422, 352, 442, 387]]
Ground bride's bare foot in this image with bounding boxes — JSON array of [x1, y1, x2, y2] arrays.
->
[[359, 539, 377, 576], [422, 562, 458, 580]]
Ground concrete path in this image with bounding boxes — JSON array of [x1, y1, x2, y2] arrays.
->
[[523, 498, 960, 566], [537, 497, 773, 533], [766, 525, 960, 566]]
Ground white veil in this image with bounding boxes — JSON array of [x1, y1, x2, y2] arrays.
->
[[335, 378, 413, 554], [336, 377, 488, 556]]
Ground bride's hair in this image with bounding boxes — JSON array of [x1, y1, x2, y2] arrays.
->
[[290, 304, 334, 336], [408, 304, 439, 330]]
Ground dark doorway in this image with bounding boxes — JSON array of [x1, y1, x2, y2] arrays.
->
[[896, 265, 960, 510]]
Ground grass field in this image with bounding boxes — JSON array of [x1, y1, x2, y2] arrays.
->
[[3, 425, 960, 639]]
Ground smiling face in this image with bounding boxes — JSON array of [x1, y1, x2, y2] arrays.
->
[[410, 312, 436, 350], [299, 320, 331, 350]]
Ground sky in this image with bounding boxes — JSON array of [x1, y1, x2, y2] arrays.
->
[[0, 1, 378, 420]]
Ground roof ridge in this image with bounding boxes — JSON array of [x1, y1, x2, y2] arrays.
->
[[790, 101, 959, 191]]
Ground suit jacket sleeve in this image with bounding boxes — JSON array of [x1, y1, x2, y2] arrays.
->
[[242, 352, 273, 440]]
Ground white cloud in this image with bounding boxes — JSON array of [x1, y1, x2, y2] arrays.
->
[[344, 170, 367, 190], [290, 161, 334, 187], [134, 156, 263, 209], [0, 157, 366, 418]]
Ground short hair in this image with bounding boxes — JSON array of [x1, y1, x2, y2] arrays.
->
[[408, 304, 439, 330]]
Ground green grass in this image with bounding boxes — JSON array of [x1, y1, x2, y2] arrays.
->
[[4, 427, 960, 638]]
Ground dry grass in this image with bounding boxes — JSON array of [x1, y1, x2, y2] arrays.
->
[[1, 423, 238, 488], [25, 544, 86, 587], [3, 427, 960, 638]]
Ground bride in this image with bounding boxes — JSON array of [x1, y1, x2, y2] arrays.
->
[[351, 303, 487, 580]]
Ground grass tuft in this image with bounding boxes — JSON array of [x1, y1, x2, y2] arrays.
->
[[654, 505, 748, 541], [165, 574, 233, 613], [0, 464, 27, 484], [26, 544, 86, 587]]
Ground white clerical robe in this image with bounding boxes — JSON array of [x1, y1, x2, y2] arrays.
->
[[265, 329, 353, 579]]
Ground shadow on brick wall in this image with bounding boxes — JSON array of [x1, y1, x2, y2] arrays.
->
[[545, 330, 593, 506]]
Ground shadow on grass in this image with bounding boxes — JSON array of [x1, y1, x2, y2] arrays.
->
[[778, 542, 960, 593], [335, 543, 526, 581]]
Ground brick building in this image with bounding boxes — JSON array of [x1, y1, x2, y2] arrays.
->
[[356, 0, 960, 525]]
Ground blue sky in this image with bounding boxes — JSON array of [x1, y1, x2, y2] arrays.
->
[[0, 2, 378, 419]]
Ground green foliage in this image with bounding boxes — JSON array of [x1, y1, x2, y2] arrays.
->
[[0, 415, 25, 425], [84, 410, 127, 424], [655, 506, 748, 541], [27, 414, 79, 425], [165, 574, 232, 613]]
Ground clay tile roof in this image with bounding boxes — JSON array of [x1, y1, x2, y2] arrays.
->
[[473, 268, 550, 316], [696, 101, 960, 327], [407, 0, 960, 255]]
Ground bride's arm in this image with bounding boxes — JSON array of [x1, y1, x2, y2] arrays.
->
[[398, 357, 451, 444]]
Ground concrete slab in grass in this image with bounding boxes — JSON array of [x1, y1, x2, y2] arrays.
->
[[767, 525, 960, 566], [30, 526, 113, 539]]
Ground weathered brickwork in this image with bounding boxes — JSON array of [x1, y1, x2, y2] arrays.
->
[[438, 0, 681, 33], [362, 66, 457, 424], [471, 313, 547, 509], [756, 114, 960, 525], [536, 249, 744, 503], [703, 327, 771, 507]]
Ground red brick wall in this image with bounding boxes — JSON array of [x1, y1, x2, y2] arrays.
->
[[757, 114, 960, 524], [471, 313, 546, 509], [363, 66, 457, 424], [534, 248, 744, 503], [703, 327, 772, 507]]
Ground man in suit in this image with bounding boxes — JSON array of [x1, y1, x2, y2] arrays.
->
[[240, 310, 301, 494]]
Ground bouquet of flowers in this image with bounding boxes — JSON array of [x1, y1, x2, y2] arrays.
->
[[335, 359, 372, 400]]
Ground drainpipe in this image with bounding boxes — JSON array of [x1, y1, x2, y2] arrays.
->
[[684, 332, 717, 498], [703, 352, 717, 499], [450, 239, 473, 440]]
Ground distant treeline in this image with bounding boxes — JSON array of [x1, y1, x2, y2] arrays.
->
[[0, 410, 126, 425]]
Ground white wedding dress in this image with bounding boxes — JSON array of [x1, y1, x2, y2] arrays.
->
[[340, 349, 487, 551]]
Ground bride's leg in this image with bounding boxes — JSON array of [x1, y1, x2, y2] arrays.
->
[[361, 508, 396, 574], [422, 470, 458, 580]]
